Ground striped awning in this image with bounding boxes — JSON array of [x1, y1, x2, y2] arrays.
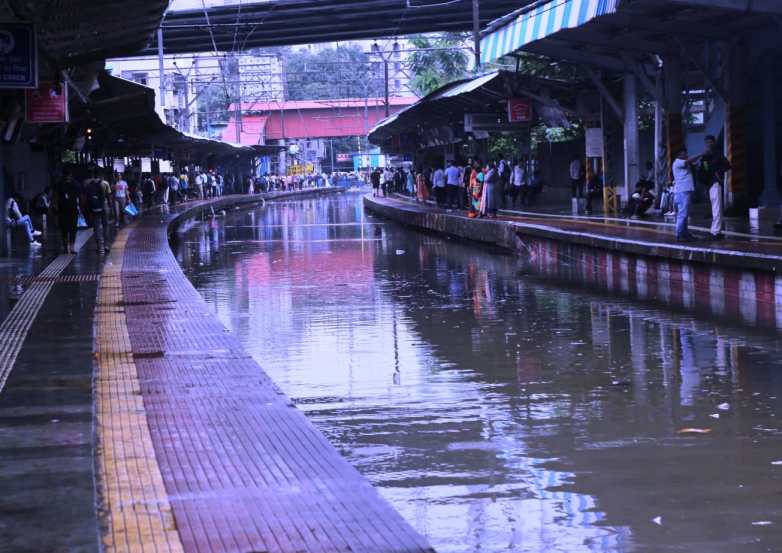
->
[[481, 0, 621, 64]]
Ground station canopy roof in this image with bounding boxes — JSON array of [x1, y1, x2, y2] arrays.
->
[[369, 70, 579, 149], [481, 0, 782, 68], [145, 0, 538, 55], [75, 72, 281, 161], [3, 0, 168, 67]]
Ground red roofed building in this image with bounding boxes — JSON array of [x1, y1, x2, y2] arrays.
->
[[222, 97, 417, 145]]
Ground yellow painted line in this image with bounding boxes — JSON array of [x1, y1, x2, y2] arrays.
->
[[94, 225, 184, 553]]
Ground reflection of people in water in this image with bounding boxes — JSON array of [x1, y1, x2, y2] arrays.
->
[[468, 262, 495, 320]]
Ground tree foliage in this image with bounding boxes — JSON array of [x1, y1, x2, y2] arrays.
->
[[284, 44, 383, 100], [407, 33, 469, 96]]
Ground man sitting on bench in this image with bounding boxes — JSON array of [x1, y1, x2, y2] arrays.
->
[[6, 193, 42, 247]]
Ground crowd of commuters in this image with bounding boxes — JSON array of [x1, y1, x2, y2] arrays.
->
[[5, 165, 246, 254], [369, 158, 543, 218]]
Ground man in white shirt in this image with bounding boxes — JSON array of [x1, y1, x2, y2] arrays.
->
[[6, 194, 41, 246], [569, 157, 583, 198], [432, 166, 446, 206], [445, 160, 461, 208], [672, 148, 703, 242], [512, 161, 525, 208]]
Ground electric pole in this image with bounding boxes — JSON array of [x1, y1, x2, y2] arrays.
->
[[473, 0, 481, 71]]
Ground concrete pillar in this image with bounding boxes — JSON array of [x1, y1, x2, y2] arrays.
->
[[663, 55, 684, 179], [761, 54, 780, 207], [623, 73, 640, 199], [726, 42, 749, 209], [654, 70, 665, 199]]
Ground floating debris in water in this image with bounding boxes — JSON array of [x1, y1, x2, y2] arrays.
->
[[717, 403, 730, 411], [752, 521, 773, 526], [652, 516, 662, 526], [676, 428, 712, 434]]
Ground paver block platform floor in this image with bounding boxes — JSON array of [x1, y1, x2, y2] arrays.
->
[[94, 192, 434, 553]]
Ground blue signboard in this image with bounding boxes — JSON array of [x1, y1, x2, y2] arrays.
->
[[0, 23, 37, 88]]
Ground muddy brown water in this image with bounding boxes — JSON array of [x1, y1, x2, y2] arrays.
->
[[173, 193, 782, 553]]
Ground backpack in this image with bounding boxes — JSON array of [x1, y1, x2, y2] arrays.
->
[[85, 179, 105, 213]]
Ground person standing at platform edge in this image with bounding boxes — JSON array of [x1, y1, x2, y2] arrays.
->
[[672, 148, 703, 242], [570, 156, 583, 199], [699, 134, 731, 240], [432, 165, 446, 206], [445, 160, 461, 208]]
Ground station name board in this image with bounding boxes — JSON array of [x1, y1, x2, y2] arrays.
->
[[0, 23, 37, 89]]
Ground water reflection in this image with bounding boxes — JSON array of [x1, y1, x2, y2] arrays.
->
[[174, 193, 782, 553]]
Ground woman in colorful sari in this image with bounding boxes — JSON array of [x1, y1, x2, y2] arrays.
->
[[481, 160, 499, 218], [415, 167, 429, 202], [468, 161, 484, 218]]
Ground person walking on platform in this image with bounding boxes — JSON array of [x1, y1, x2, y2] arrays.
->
[[511, 160, 525, 208], [142, 174, 156, 208], [570, 156, 583, 199], [445, 160, 461, 208], [432, 165, 446, 206], [699, 135, 731, 240], [483, 161, 500, 218], [468, 161, 484, 217], [371, 167, 381, 197], [415, 167, 429, 203], [462, 159, 473, 209], [83, 169, 110, 254], [672, 148, 703, 242], [56, 171, 80, 254]]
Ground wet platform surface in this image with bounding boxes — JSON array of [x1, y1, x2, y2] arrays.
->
[[0, 190, 432, 553], [96, 191, 432, 552]]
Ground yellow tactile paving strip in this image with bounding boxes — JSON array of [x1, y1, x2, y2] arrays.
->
[[94, 225, 185, 553]]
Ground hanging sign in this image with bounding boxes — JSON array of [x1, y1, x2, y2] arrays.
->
[[507, 98, 532, 123], [25, 81, 68, 123], [0, 23, 37, 88], [586, 127, 604, 158]]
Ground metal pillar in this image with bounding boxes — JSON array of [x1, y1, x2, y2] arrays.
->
[[623, 73, 640, 200], [473, 0, 481, 71], [384, 59, 390, 118], [157, 28, 166, 111], [761, 54, 780, 207]]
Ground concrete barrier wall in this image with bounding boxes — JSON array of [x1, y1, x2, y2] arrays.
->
[[364, 195, 782, 332]]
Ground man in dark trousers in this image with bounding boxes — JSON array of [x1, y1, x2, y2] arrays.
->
[[370, 167, 381, 197], [56, 171, 81, 254], [82, 168, 110, 254]]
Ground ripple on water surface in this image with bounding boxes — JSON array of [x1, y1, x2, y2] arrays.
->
[[175, 193, 782, 553]]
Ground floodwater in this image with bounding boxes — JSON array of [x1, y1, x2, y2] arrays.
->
[[174, 192, 782, 553]]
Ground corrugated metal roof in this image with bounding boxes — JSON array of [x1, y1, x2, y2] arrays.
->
[[7, 0, 168, 67]]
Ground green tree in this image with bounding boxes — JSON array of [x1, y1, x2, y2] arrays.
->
[[407, 33, 469, 96], [284, 44, 382, 100]]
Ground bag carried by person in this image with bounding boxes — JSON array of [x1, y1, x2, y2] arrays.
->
[[77, 207, 88, 228], [85, 179, 105, 213], [124, 203, 139, 217]]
